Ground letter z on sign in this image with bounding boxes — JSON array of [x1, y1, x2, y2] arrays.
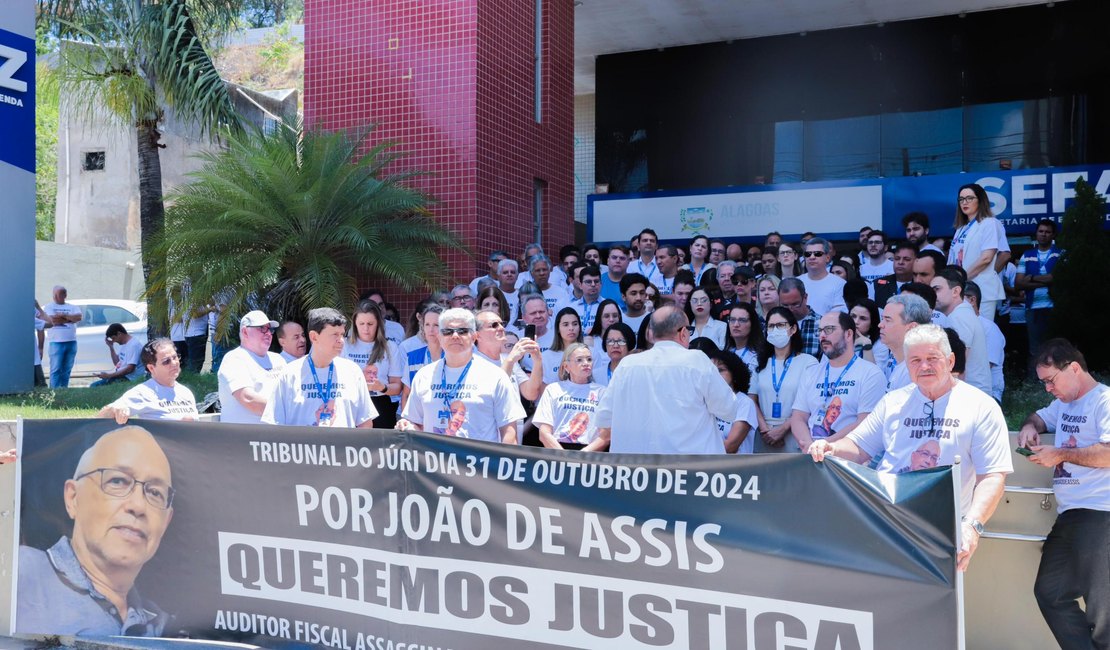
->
[[0, 45, 27, 93]]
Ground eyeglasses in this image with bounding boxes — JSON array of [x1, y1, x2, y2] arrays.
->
[[481, 321, 505, 330], [246, 325, 274, 334], [958, 195, 978, 204], [606, 339, 628, 347], [711, 248, 726, 255], [818, 326, 841, 336], [581, 279, 601, 286], [450, 295, 472, 303], [766, 322, 790, 331], [728, 317, 750, 325], [76, 468, 175, 510], [923, 400, 937, 438], [683, 325, 695, 334], [778, 250, 795, 256], [439, 328, 473, 337], [156, 355, 180, 367], [1040, 368, 1067, 388], [803, 251, 825, 258]]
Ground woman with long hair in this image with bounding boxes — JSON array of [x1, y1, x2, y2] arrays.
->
[[541, 307, 583, 384], [595, 322, 635, 387], [685, 287, 726, 349], [584, 299, 622, 365], [476, 286, 511, 324], [534, 342, 605, 451], [707, 349, 759, 454], [755, 274, 781, 323], [776, 244, 802, 279], [949, 182, 1007, 319], [342, 300, 402, 428], [849, 298, 888, 366], [399, 304, 443, 411], [724, 302, 763, 378], [750, 306, 818, 453], [682, 234, 716, 285]]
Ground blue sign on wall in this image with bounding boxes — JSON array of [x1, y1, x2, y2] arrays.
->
[[588, 164, 1110, 245], [0, 27, 35, 173]]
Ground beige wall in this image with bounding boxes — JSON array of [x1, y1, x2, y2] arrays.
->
[[35, 240, 145, 303]]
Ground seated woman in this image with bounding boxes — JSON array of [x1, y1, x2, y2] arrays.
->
[[534, 343, 606, 451]]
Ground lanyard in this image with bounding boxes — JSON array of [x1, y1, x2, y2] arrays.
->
[[308, 361, 335, 406], [954, 219, 979, 245], [635, 258, 657, 278], [607, 362, 613, 380], [771, 355, 793, 399], [578, 299, 598, 330], [659, 275, 673, 294], [822, 356, 858, 404], [440, 359, 473, 412], [692, 264, 708, 284]]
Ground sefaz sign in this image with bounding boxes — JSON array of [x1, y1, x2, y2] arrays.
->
[[14, 419, 963, 649], [0, 42, 29, 95]]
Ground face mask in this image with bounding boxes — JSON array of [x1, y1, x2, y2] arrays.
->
[[767, 329, 791, 348]]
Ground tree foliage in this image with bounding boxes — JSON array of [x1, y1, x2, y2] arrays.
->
[[1050, 177, 1110, 370], [149, 121, 466, 333]]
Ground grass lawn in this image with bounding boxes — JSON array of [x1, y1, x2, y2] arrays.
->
[[0, 372, 218, 420]]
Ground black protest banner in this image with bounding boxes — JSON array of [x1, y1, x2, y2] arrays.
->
[[14, 419, 960, 649]]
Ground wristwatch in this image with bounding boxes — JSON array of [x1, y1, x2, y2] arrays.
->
[[961, 516, 984, 535]]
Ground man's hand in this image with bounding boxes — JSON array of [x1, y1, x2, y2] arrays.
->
[[1017, 426, 1040, 448], [0, 449, 16, 465], [958, 521, 981, 572], [761, 423, 787, 447], [395, 418, 418, 432], [808, 439, 834, 462], [1028, 445, 1063, 468], [510, 338, 540, 363], [102, 406, 130, 425]]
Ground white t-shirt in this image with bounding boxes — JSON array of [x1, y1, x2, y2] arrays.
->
[[474, 349, 530, 397], [735, 347, 759, 381], [401, 357, 526, 442], [114, 337, 145, 381], [931, 310, 950, 329], [946, 302, 991, 396], [43, 302, 81, 343], [513, 327, 555, 374], [383, 320, 406, 347], [185, 314, 208, 337], [571, 297, 602, 332], [533, 380, 606, 445], [501, 288, 521, 323], [715, 393, 760, 454], [961, 218, 1006, 302], [262, 356, 377, 427], [752, 353, 818, 429], [541, 285, 570, 315], [800, 274, 847, 316], [109, 379, 198, 420], [792, 356, 886, 440], [981, 315, 1005, 401], [341, 339, 402, 397], [541, 347, 569, 385], [629, 258, 663, 286], [33, 316, 45, 365], [279, 350, 301, 364], [1036, 384, 1110, 513], [621, 312, 648, 337], [859, 259, 894, 297], [848, 381, 1014, 514], [888, 361, 911, 391], [217, 347, 286, 424], [690, 319, 727, 349]]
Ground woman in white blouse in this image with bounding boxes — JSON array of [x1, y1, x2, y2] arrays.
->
[[750, 306, 818, 453], [949, 183, 1007, 320], [685, 287, 726, 349]]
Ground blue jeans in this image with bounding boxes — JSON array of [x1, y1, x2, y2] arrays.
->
[[1035, 508, 1110, 649], [48, 341, 77, 388]]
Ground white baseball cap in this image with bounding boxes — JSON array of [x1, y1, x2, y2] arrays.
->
[[240, 310, 278, 329]]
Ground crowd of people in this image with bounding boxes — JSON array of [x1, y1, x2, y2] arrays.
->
[[20, 182, 1107, 646]]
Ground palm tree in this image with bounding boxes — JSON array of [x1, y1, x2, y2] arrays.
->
[[149, 121, 465, 331], [39, 0, 243, 336]]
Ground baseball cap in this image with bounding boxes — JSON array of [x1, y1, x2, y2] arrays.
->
[[735, 266, 757, 281], [240, 310, 278, 329]]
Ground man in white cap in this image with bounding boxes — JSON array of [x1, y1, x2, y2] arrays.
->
[[217, 310, 286, 424]]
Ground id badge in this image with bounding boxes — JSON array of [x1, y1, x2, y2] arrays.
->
[[437, 409, 451, 421], [771, 402, 782, 419]]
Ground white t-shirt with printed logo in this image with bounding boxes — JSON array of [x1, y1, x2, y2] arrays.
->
[[341, 339, 402, 397], [859, 259, 893, 298], [109, 379, 198, 420], [401, 357, 527, 443], [533, 380, 605, 445], [114, 337, 145, 381], [800, 273, 847, 316], [43, 302, 82, 343], [715, 392, 760, 454], [262, 356, 377, 427], [1036, 384, 1110, 513], [848, 380, 1013, 514], [217, 347, 287, 424], [792, 357, 886, 439]]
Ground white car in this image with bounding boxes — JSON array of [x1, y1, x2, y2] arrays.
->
[[45, 299, 149, 378]]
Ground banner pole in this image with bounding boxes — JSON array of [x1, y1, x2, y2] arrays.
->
[[953, 454, 965, 650]]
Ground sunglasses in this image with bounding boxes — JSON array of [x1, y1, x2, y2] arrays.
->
[[439, 328, 473, 337], [803, 251, 825, 258]]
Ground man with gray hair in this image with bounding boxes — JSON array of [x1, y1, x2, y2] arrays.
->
[[878, 293, 932, 390], [528, 254, 570, 315], [398, 308, 525, 443], [217, 310, 287, 424], [449, 284, 476, 311], [43, 285, 83, 388], [810, 323, 1012, 572], [496, 259, 522, 322], [800, 237, 847, 316], [516, 243, 543, 287], [469, 249, 509, 295], [589, 306, 737, 454]]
